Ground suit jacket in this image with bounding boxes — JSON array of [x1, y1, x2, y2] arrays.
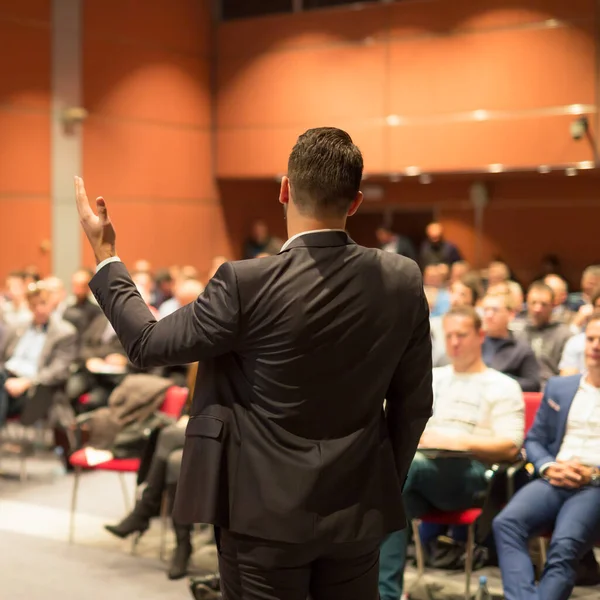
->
[[524, 374, 581, 474], [0, 316, 77, 387], [90, 231, 433, 543]]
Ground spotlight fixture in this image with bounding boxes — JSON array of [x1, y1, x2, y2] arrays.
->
[[578, 160, 594, 170], [419, 174, 432, 184], [405, 166, 421, 176], [565, 167, 578, 176], [538, 165, 551, 174], [570, 116, 589, 141], [386, 115, 401, 126], [487, 164, 504, 173]]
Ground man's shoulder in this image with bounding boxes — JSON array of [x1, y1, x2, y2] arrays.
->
[[484, 367, 523, 396], [545, 374, 581, 401], [49, 317, 77, 339]]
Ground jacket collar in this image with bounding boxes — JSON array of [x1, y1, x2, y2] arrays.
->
[[279, 230, 355, 253]]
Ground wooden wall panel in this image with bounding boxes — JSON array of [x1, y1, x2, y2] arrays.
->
[[217, 0, 598, 176]]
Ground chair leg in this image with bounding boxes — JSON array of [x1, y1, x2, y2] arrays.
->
[[538, 537, 547, 574], [159, 491, 169, 562], [412, 519, 426, 578], [118, 472, 131, 512], [68, 467, 81, 544], [465, 523, 475, 600]]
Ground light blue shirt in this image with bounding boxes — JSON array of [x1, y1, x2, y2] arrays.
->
[[5, 325, 47, 379]]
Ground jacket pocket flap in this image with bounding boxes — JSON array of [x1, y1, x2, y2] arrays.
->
[[185, 415, 224, 439]]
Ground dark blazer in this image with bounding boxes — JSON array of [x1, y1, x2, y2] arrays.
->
[[482, 336, 541, 392], [524, 374, 581, 474], [90, 231, 433, 544]]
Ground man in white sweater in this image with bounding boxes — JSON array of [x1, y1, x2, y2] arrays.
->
[[379, 305, 524, 600]]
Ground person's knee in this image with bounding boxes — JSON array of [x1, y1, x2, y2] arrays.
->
[[547, 536, 587, 563], [492, 509, 522, 541]]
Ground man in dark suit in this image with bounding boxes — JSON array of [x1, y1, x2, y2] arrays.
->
[[75, 127, 433, 600], [493, 312, 600, 600]]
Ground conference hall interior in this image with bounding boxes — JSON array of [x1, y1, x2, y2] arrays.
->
[[1, 1, 599, 599]]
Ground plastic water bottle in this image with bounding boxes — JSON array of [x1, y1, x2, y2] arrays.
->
[[475, 575, 491, 600]]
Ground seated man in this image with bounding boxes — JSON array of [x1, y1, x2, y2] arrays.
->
[[559, 288, 600, 376], [493, 311, 600, 600], [0, 282, 77, 425], [66, 312, 128, 411], [378, 306, 524, 600], [515, 281, 573, 386], [481, 290, 541, 391], [430, 273, 483, 367]]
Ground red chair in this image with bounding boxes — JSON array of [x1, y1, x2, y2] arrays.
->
[[523, 392, 543, 435], [68, 386, 188, 543], [411, 392, 544, 599], [412, 509, 482, 600]]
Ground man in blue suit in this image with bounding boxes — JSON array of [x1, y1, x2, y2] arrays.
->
[[493, 312, 600, 600]]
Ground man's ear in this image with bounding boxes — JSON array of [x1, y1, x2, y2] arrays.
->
[[279, 176, 290, 206], [347, 191, 363, 217]]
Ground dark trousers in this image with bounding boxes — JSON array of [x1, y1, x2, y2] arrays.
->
[[216, 528, 380, 600], [378, 453, 487, 600], [0, 370, 55, 426], [493, 478, 600, 600]]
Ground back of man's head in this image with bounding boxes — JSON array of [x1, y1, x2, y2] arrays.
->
[[287, 127, 363, 218]]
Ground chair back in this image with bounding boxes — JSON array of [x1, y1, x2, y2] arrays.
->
[[160, 386, 188, 418], [523, 392, 543, 435]]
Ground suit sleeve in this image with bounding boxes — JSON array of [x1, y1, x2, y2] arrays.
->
[[524, 380, 557, 474], [35, 329, 78, 387], [386, 286, 433, 488], [89, 261, 240, 369]]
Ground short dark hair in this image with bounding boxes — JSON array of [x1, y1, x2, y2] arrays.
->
[[528, 280, 555, 302], [454, 273, 483, 306], [287, 127, 363, 218], [443, 305, 483, 331]]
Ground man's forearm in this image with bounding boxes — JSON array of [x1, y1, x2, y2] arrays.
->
[[462, 435, 520, 463]]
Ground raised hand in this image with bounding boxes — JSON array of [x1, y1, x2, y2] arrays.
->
[[74, 176, 117, 264]]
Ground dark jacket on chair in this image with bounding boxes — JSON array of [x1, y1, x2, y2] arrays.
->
[[89, 231, 433, 544]]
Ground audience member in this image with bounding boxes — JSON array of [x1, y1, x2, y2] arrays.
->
[[152, 269, 175, 308], [1, 271, 32, 329], [243, 219, 283, 259], [0, 283, 77, 425], [419, 222, 462, 268], [423, 263, 451, 317], [514, 282, 573, 386], [493, 311, 600, 600], [559, 288, 600, 376], [66, 313, 128, 411], [487, 261, 510, 289], [105, 363, 199, 579], [568, 265, 600, 311], [430, 273, 483, 367], [60, 269, 102, 336], [375, 225, 417, 261], [158, 279, 204, 319], [378, 306, 524, 600], [481, 291, 541, 391], [544, 274, 575, 327], [450, 260, 470, 284]]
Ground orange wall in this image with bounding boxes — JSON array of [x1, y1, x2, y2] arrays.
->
[[219, 173, 600, 288], [81, 0, 230, 272], [0, 1, 52, 279], [217, 0, 597, 177]]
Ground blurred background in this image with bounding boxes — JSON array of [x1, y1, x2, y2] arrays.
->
[[1, 2, 600, 599], [2, 0, 598, 285]]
